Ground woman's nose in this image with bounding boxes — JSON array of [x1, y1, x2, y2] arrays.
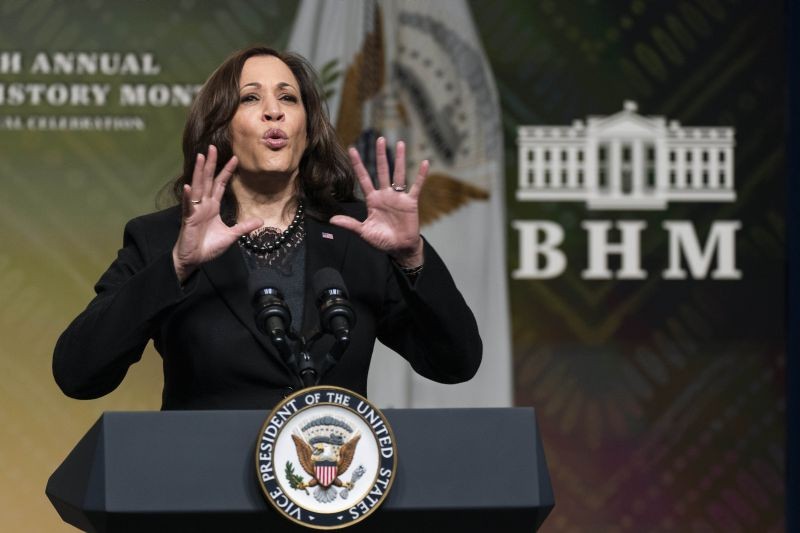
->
[[263, 100, 284, 121]]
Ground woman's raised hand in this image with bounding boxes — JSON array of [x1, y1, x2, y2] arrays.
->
[[172, 145, 262, 283], [330, 137, 428, 268]]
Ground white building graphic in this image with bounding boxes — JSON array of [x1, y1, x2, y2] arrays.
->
[[516, 101, 735, 210]]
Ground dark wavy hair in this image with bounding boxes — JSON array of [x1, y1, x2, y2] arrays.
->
[[166, 46, 355, 221]]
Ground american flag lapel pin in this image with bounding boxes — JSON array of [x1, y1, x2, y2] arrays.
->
[[322, 232, 334, 240]]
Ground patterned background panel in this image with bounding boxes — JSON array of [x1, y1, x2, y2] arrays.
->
[[469, 0, 786, 530]]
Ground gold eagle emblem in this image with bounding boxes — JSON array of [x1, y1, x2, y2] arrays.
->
[[291, 431, 362, 490], [286, 416, 366, 504]]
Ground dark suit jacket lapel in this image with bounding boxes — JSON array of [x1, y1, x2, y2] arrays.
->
[[302, 217, 353, 335], [200, 243, 288, 367]]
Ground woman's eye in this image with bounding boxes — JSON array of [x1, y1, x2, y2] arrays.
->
[[240, 94, 258, 103], [280, 94, 298, 103]]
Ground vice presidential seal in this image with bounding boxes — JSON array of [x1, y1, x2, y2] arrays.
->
[[255, 386, 397, 529]]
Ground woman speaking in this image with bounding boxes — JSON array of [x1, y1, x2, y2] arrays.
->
[[53, 46, 481, 409]]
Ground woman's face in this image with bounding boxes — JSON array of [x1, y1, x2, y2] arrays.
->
[[230, 55, 308, 180]]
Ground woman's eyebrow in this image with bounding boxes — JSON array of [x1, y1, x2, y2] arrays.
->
[[239, 81, 297, 91]]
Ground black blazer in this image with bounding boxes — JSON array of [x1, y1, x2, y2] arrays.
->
[[53, 203, 482, 409]]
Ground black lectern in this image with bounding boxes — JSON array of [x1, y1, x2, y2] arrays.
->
[[47, 408, 553, 532]]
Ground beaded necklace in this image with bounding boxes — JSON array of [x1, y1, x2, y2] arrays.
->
[[238, 202, 304, 256]]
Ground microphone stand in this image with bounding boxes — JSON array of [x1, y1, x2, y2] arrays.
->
[[312, 331, 351, 381], [286, 329, 350, 389], [261, 324, 341, 390], [273, 328, 352, 389], [295, 343, 318, 388]]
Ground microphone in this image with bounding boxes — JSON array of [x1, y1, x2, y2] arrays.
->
[[313, 268, 356, 379], [251, 282, 317, 388], [313, 268, 356, 345], [252, 287, 292, 344], [252, 285, 306, 384]]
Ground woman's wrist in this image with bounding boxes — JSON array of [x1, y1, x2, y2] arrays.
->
[[391, 238, 424, 269], [172, 247, 196, 285]]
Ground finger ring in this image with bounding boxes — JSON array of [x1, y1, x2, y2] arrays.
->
[[391, 183, 407, 192], [191, 199, 202, 205]]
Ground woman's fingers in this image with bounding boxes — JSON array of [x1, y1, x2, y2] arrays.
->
[[409, 159, 429, 200], [392, 141, 406, 190], [180, 184, 194, 218], [350, 138, 412, 194], [348, 147, 376, 195], [232, 216, 263, 237], [329, 215, 363, 235], [189, 145, 218, 200], [375, 137, 391, 189], [202, 145, 217, 198], [212, 155, 238, 201], [188, 145, 237, 206], [189, 153, 205, 199]]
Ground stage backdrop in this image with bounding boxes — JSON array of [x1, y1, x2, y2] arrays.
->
[[0, 1, 786, 532]]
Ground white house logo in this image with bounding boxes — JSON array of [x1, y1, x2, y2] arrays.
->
[[255, 386, 396, 529], [513, 102, 741, 280]]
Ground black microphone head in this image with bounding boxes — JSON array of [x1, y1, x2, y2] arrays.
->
[[313, 267, 348, 301], [250, 272, 291, 333], [313, 268, 355, 337]]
